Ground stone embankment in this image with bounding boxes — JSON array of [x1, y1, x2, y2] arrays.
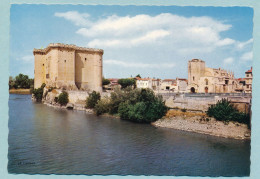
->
[[152, 110, 250, 140]]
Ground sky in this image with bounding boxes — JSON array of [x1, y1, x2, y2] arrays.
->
[[10, 5, 253, 79]]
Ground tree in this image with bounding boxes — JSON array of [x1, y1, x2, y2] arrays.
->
[[11, 73, 34, 89], [136, 74, 141, 78], [117, 88, 168, 123], [9, 76, 16, 89], [118, 78, 135, 89], [86, 91, 101, 108], [102, 78, 110, 86]]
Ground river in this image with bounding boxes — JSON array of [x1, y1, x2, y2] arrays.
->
[[8, 94, 250, 176]]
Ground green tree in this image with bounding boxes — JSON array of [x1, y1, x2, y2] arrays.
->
[[136, 74, 141, 78], [9, 76, 16, 89], [117, 88, 168, 123], [118, 78, 135, 89], [86, 91, 101, 108], [102, 78, 110, 86]]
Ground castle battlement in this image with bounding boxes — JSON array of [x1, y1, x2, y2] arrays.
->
[[33, 43, 104, 55]]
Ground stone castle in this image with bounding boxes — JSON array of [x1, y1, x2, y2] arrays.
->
[[187, 59, 240, 93], [33, 43, 103, 92]]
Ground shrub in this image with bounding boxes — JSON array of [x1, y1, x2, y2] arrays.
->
[[94, 97, 110, 116], [32, 83, 46, 102], [86, 91, 101, 108], [118, 88, 168, 123], [32, 87, 44, 102], [207, 99, 250, 127], [57, 91, 69, 106]]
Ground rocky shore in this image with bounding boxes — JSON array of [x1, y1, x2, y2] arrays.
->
[[152, 114, 251, 140]]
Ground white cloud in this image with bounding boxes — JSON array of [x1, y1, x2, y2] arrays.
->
[[54, 11, 253, 78], [55, 11, 90, 26], [223, 57, 234, 64], [18, 55, 34, 63], [240, 51, 253, 61], [237, 38, 253, 49], [66, 12, 236, 51], [104, 59, 175, 68]]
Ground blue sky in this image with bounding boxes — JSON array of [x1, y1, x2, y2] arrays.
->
[[10, 5, 253, 79]]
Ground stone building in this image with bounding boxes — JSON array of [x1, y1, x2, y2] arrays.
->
[[33, 43, 103, 92], [160, 79, 178, 91], [244, 67, 253, 93], [136, 78, 152, 89], [236, 67, 253, 93], [187, 59, 239, 93]]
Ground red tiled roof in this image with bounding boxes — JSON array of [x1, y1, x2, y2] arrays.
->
[[246, 67, 252, 73]]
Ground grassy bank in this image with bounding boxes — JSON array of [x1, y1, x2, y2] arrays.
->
[[9, 89, 31, 94]]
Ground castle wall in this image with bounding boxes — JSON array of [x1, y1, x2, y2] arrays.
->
[[56, 48, 77, 90], [75, 51, 102, 92], [34, 53, 45, 89]]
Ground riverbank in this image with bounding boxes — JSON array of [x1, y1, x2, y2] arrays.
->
[[152, 110, 251, 140], [9, 89, 31, 94], [39, 89, 251, 140]]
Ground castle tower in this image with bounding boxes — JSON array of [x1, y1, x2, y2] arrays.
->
[[33, 43, 103, 92], [188, 59, 205, 85]]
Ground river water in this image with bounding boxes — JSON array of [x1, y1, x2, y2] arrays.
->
[[8, 94, 250, 176]]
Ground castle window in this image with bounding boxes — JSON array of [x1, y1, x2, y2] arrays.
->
[[46, 74, 49, 79], [64, 60, 66, 63], [43, 64, 44, 66], [85, 58, 87, 61], [205, 79, 208, 85], [193, 76, 195, 81], [225, 80, 228, 85]]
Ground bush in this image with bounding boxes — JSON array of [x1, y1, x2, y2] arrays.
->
[[57, 91, 69, 106], [94, 97, 110, 116], [32, 87, 44, 102], [207, 99, 250, 126], [32, 83, 46, 102], [86, 91, 101, 108], [117, 88, 168, 123]]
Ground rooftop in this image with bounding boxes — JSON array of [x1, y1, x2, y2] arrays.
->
[[245, 67, 252, 73], [33, 43, 104, 55]]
